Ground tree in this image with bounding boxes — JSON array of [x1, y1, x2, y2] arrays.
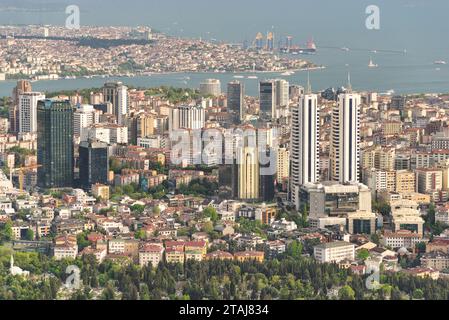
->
[[24, 229, 34, 241], [202, 221, 214, 233], [0, 220, 13, 243], [357, 249, 370, 261], [101, 284, 116, 300], [379, 284, 392, 299], [202, 207, 219, 224], [286, 240, 303, 259], [300, 206, 309, 227], [77, 232, 91, 251], [152, 206, 161, 215], [131, 204, 145, 215], [338, 285, 355, 300], [372, 200, 391, 216], [413, 289, 424, 300], [391, 287, 402, 300], [427, 204, 436, 226], [415, 242, 426, 253], [134, 229, 146, 240], [370, 233, 380, 245]]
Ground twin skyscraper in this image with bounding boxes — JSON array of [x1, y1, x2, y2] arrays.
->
[[290, 75, 361, 209]]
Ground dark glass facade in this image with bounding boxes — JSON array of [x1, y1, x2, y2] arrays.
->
[[227, 81, 244, 123], [351, 219, 372, 234], [259, 149, 275, 202], [37, 99, 74, 189], [324, 193, 359, 216], [400, 224, 418, 233], [79, 140, 109, 190], [259, 81, 275, 119]]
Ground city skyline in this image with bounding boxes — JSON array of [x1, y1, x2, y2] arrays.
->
[[1, 1, 449, 308]]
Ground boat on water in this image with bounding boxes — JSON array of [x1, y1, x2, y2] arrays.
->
[[233, 75, 244, 79], [280, 39, 317, 55], [381, 89, 395, 95], [434, 60, 447, 65], [281, 71, 294, 76], [368, 58, 378, 68], [247, 76, 258, 79], [341, 47, 350, 52]]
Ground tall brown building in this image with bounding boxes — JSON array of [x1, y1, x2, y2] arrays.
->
[[129, 113, 155, 144], [10, 80, 32, 134]]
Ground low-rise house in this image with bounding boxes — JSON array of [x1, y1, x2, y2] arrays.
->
[[184, 241, 207, 256], [218, 210, 235, 222], [205, 250, 234, 261], [15, 199, 38, 211], [80, 246, 107, 263], [236, 234, 265, 250], [350, 264, 367, 275], [427, 238, 449, 254], [265, 240, 286, 258], [403, 267, 440, 280], [165, 246, 185, 264], [108, 238, 125, 254], [124, 239, 140, 259], [421, 251, 449, 271], [369, 247, 397, 259], [53, 218, 90, 235], [271, 218, 298, 232], [139, 243, 164, 268], [158, 228, 177, 238], [185, 249, 204, 261], [435, 207, 449, 225], [36, 223, 51, 238], [11, 222, 31, 240], [214, 224, 235, 236], [382, 230, 423, 249], [53, 234, 78, 260], [313, 241, 355, 263], [191, 232, 210, 243], [234, 251, 264, 262], [96, 218, 124, 234]]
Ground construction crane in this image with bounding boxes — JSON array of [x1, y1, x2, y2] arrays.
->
[[9, 164, 42, 192]]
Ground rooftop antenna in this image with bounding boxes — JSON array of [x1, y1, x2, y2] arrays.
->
[[306, 71, 312, 94]]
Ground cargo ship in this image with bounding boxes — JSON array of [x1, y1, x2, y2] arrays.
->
[[280, 39, 317, 55]]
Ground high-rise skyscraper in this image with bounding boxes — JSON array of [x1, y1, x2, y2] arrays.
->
[[169, 105, 205, 131], [259, 148, 275, 202], [238, 146, 259, 200], [330, 78, 361, 184], [37, 99, 74, 189], [79, 140, 109, 190], [275, 79, 289, 108], [259, 80, 276, 120], [277, 147, 290, 183], [227, 81, 244, 123], [290, 79, 319, 209], [74, 104, 99, 137], [10, 80, 32, 134], [18, 92, 45, 133], [130, 112, 155, 144], [103, 82, 128, 125]]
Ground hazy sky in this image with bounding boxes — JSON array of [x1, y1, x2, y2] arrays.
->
[[1, 0, 449, 51]]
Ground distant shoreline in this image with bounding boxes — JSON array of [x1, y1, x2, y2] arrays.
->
[[3, 65, 326, 83]]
